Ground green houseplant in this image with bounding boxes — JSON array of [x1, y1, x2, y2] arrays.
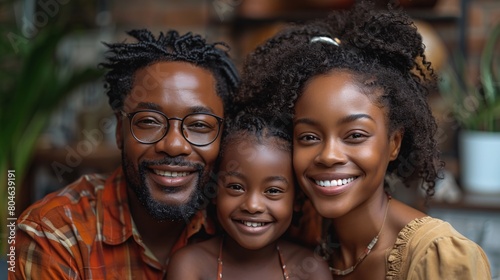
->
[[0, 24, 104, 255], [439, 23, 500, 194], [440, 23, 500, 132]]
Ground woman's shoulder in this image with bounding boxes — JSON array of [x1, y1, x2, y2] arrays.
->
[[386, 200, 470, 248], [396, 216, 472, 246], [388, 215, 479, 259], [386, 216, 491, 279]]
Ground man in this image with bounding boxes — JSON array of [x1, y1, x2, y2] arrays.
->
[[13, 29, 239, 279]]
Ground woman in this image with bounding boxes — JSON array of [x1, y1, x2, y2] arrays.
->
[[237, 2, 492, 279]]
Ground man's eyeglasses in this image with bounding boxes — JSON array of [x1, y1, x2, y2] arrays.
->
[[120, 110, 224, 146]]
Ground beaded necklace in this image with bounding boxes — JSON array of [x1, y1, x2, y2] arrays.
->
[[330, 197, 391, 276]]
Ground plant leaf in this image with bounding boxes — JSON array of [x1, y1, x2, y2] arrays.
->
[[480, 23, 500, 106]]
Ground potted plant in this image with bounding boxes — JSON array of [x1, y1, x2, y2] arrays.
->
[[439, 23, 500, 195], [0, 24, 104, 255]]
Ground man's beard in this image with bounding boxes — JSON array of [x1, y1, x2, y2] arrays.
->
[[122, 151, 208, 222]]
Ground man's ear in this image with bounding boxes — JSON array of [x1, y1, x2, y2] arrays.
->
[[115, 112, 123, 150], [389, 129, 403, 161]]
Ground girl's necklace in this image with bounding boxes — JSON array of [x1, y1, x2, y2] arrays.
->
[[217, 238, 290, 280], [330, 197, 391, 276]]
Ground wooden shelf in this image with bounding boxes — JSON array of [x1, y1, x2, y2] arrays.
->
[[421, 192, 500, 213]]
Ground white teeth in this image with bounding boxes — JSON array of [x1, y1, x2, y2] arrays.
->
[[242, 221, 265, 227], [153, 169, 190, 177], [315, 177, 356, 187]]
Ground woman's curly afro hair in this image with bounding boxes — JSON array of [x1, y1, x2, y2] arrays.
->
[[237, 1, 442, 197]]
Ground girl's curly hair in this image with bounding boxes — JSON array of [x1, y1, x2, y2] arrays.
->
[[219, 109, 292, 161], [236, 1, 442, 197], [100, 29, 240, 112]]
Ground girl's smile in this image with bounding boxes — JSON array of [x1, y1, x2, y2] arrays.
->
[[216, 138, 295, 250]]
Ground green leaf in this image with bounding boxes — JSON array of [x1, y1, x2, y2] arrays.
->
[[12, 112, 49, 181], [439, 22, 500, 132], [480, 23, 500, 106]]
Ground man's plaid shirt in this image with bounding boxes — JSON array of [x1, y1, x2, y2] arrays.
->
[[13, 168, 214, 279]]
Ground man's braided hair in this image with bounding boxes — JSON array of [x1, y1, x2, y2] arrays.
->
[[100, 29, 239, 111]]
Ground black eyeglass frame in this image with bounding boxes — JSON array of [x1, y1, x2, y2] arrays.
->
[[120, 109, 224, 147]]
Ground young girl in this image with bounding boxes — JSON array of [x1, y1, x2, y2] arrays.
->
[[237, 2, 492, 279], [167, 112, 332, 280]]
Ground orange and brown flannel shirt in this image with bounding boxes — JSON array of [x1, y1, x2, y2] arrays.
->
[[12, 168, 214, 279]]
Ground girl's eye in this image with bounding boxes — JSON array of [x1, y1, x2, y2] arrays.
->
[[265, 187, 284, 196], [267, 187, 281, 194]]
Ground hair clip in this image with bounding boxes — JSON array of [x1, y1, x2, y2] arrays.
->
[[310, 36, 341, 47]]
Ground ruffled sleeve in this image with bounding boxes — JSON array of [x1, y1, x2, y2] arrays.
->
[[386, 217, 491, 280]]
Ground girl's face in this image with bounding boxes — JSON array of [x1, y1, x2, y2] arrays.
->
[[293, 71, 401, 218], [216, 137, 295, 250]]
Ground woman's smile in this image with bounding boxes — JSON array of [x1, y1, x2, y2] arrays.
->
[[293, 71, 402, 218]]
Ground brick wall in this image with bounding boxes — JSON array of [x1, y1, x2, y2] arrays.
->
[[104, 0, 500, 71], [433, 0, 500, 80]]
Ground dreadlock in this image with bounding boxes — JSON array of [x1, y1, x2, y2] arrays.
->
[[100, 29, 239, 111], [238, 1, 442, 198]]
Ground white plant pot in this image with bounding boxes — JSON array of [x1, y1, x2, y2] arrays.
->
[[459, 130, 500, 194]]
